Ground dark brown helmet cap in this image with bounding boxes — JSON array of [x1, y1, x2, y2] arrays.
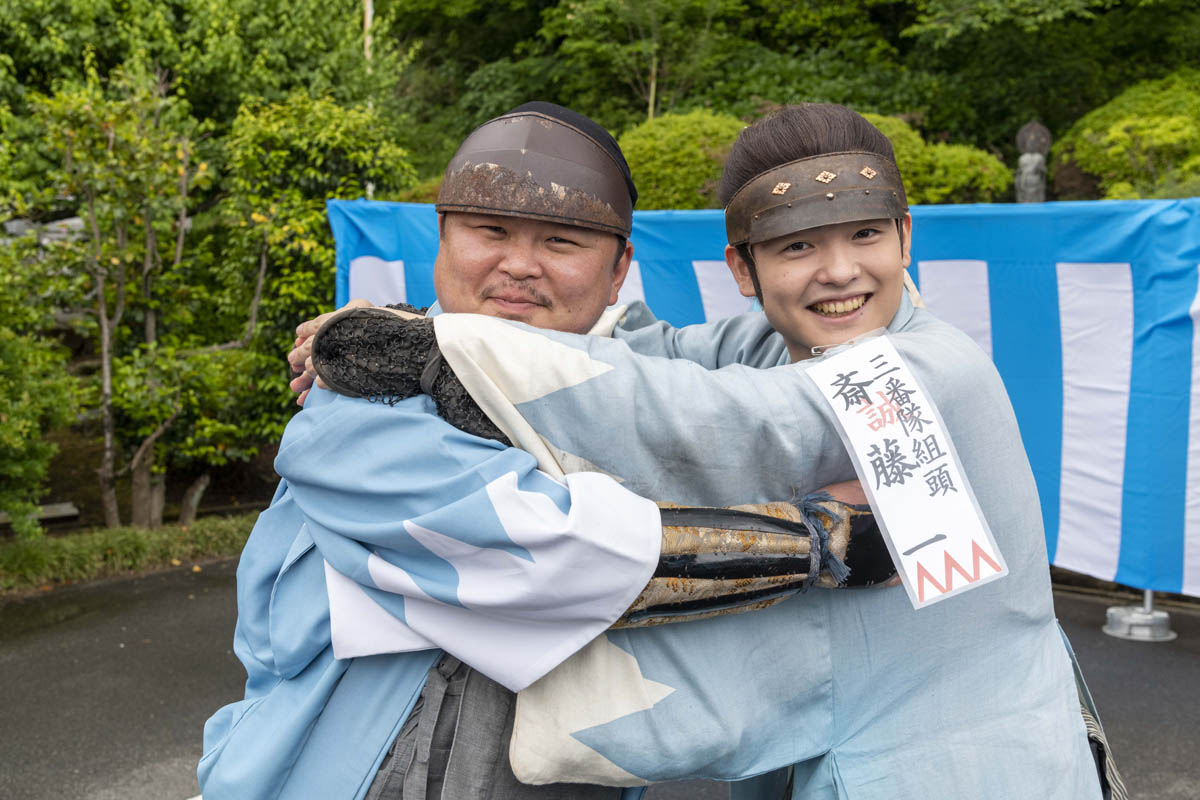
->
[[437, 106, 635, 237], [725, 151, 908, 247]]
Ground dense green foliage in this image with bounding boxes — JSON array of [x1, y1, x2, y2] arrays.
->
[[0, 1, 417, 530], [864, 114, 1012, 204], [1053, 69, 1200, 200], [216, 92, 417, 441], [620, 110, 1011, 210], [385, 0, 1200, 171], [0, 242, 79, 538], [0, 332, 76, 538], [0, 511, 257, 592], [620, 110, 745, 209], [0, 0, 1194, 535]]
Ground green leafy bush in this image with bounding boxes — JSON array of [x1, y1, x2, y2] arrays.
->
[[863, 113, 1012, 204], [1052, 69, 1200, 199], [0, 330, 76, 539], [0, 240, 79, 539], [0, 512, 258, 592], [395, 175, 443, 204], [620, 108, 1008, 210], [619, 109, 745, 210], [220, 91, 419, 443]]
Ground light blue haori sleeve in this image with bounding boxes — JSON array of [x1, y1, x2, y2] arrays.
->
[[199, 387, 661, 800], [199, 389, 436, 800], [435, 296, 1101, 798], [276, 390, 659, 692], [613, 300, 790, 369]]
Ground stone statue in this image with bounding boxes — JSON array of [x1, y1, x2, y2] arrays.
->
[[1015, 120, 1051, 203]]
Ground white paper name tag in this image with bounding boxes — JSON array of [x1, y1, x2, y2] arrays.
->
[[806, 335, 1007, 608]]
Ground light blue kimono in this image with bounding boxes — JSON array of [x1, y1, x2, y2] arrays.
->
[[201, 295, 1100, 799], [198, 388, 659, 800], [443, 293, 1101, 799]]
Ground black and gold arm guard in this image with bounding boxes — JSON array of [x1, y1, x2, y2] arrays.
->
[[613, 497, 894, 629], [311, 306, 898, 622]]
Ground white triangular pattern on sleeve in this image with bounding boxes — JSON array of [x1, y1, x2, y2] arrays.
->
[[325, 559, 435, 659], [326, 471, 661, 691]]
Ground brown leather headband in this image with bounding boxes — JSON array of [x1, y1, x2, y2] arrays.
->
[[436, 111, 633, 237], [725, 151, 907, 246]]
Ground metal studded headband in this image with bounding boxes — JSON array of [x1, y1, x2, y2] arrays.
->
[[437, 111, 634, 237], [724, 151, 908, 247]]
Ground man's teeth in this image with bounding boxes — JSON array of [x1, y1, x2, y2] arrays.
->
[[812, 296, 866, 315]]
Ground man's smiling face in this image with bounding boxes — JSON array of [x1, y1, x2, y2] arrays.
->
[[726, 214, 912, 361], [433, 211, 633, 334]]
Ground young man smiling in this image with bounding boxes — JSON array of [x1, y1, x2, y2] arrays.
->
[[724, 214, 911, 363]]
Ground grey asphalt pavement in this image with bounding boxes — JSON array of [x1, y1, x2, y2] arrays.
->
[[1, 562, 1196, 799]]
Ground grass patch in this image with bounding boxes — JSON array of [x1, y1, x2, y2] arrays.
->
[[0, 512, 258, 594]]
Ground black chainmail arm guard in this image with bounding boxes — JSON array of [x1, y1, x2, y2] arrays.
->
[[382, 302, 430, 315], [310, 306, 512, 445]]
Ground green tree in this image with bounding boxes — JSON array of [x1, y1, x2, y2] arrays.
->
[[1052, 69, 1200, 199], [14, 80, 416, 529], [105, 90, 418, 525], [24, 63, 211, 527], [541, 0, 745, 124], [0, 0, 402, 121], [222, 92, 416, 350], [375, 0, 552, 175], [217, 92, 417, 449], [906, 0, 1112, 41], [0, 239, 78, 539], [685, 41, 937, 124], [0, 0, 408, 220], [909, 0, 1200, 159], [619, 109, 744, 209], [111, 345, 273, 524]]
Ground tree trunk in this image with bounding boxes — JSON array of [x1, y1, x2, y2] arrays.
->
[[179, 472, 211, 526], [647, 51, 658, 121], [130, 450, 166, 528], [98, 470, 121, 528], [150, 472, 165, 528], [88, 190, 124, 529], [96, 270, 121, 528], [131, 456, 152, 528]]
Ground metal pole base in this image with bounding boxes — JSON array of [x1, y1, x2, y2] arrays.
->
[[1102, 603, 1178, 642]]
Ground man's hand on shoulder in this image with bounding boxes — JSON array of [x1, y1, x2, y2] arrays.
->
[[288, 298, 375, 405]]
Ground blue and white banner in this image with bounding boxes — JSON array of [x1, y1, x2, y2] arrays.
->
[[328, 197, 1200, 598]]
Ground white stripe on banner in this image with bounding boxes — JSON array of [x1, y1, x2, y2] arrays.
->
[[915, 260, 992, 358], [349, 255, 407, 306], [1185, 265, 1200, 597], [692, 260, 755, 321], [615, 260, 646, 308], [1053, 263, 1133, 581]]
